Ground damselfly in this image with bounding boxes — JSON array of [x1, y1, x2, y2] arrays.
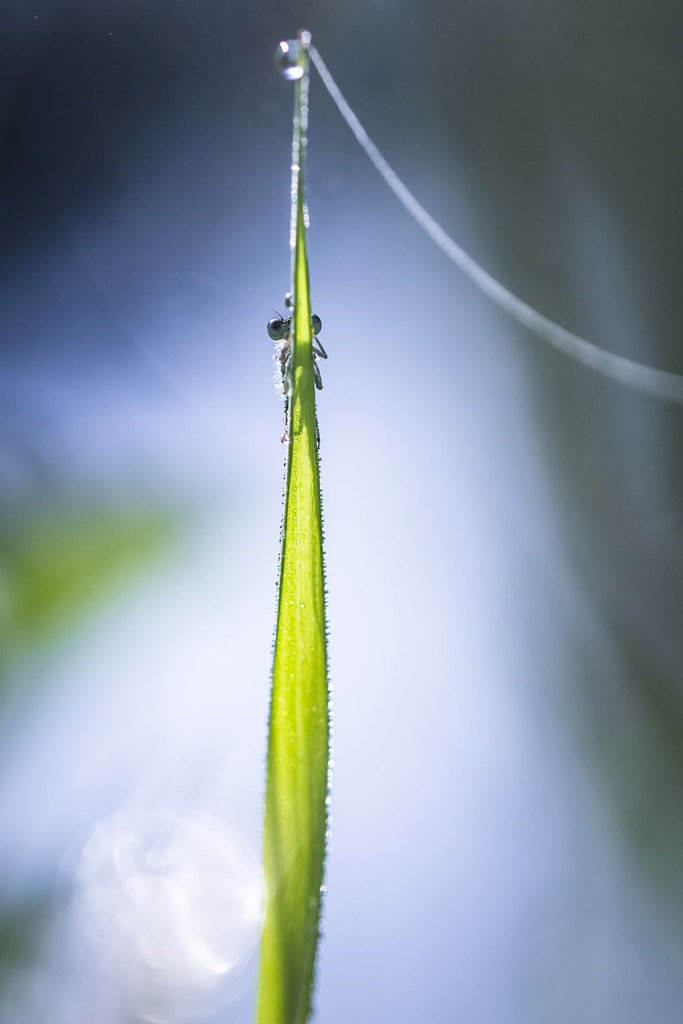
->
[[267, 293, 327, 394]]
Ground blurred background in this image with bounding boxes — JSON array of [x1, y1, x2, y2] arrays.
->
[[1, 0, 682, 1021]]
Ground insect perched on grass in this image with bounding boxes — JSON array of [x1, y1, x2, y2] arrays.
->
[[267, 293, 327, 394]]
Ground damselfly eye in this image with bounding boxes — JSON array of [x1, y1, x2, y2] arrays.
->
[[267, 317, 286, 341], [311, 314, 322, 335]]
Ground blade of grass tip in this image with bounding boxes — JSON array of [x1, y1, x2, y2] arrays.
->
[[256, 30, 330, 1024]]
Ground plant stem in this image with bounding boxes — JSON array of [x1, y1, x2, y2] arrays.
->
[[255, 33, 330, 1024]]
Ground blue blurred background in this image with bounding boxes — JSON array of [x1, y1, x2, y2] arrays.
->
[[1, 1, 683, 1021]]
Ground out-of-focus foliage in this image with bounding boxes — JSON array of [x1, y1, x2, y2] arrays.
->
[[0, 505, 174, 666], [579, 622, 683, 916], [0, 496, 177, 1005], [0, 893, 59, 994]]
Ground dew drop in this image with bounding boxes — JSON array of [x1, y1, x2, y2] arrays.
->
[[275, 39, 304, 81]]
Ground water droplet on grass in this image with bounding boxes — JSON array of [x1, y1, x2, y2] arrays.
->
[[275, 40, 304, 80]]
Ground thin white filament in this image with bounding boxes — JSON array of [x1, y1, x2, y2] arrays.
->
[[309, 45, 683, 406]]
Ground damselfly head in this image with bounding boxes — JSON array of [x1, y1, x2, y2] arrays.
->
[[267, 317, 289, 341], [311, 313, 322, 336]]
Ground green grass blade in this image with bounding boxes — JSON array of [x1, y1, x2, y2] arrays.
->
[[255, 34, 330, 1024]]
